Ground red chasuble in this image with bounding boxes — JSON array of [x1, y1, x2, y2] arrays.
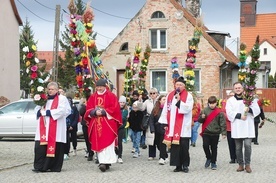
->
[[163, 90, 188, 146], [84, 90, 122, 152], [39, 95, 59, 157]]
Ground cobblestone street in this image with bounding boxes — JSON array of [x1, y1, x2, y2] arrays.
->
[[0, 113, 275, 183]]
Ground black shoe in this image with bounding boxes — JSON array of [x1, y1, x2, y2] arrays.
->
[[106, 164, 111, 170], [205, 159, 211, 168], [32, 169, 45, 173], [95, 159, 99, 164], [87, 155, 93, 161], [183, 166, 189, 173], [99, 164, 106, 172], [191, 143, 196, 147], [254, 142, 259, 145], [142, 145, 147, 149], [173, 166, 182, 172], [229, 159, 236, 164]]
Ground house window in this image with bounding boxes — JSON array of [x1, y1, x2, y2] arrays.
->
[[183, 69, 201, 92], [264, 48, 267, 55], [150, 29, 167, 50], [120, 42, 128, 52], [150, 70, 167, 93], [151, 11, 165, 19]]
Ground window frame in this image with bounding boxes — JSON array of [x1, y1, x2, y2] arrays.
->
[[149, 29, 167, 50], [150, 69, 167, 94], [151, 11, 165, 19]]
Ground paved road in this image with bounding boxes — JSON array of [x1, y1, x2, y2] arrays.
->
[[0, 113, 275, 183]]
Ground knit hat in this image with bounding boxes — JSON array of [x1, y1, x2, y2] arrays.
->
[[119, 96, 127, 103], [175, 76, 186, 84], [96, 79, 107, 87]]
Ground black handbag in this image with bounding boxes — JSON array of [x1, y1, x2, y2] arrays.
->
[[141, 114, 150, 130]]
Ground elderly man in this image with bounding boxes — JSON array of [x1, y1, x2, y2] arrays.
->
[[33, 82, 71, 173], [84, 79, 122, 172], [159, 76, 194, 173], [226, 82, 260, 173]]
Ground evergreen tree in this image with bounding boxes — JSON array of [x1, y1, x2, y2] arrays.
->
[[19, 19, 37, 98], [268, 72, 276, 88]]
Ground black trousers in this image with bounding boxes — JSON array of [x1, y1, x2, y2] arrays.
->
[[227, 131, 236, 160], [252, 121, 259, 143], [117, 128, 125, 158], [33, 141, 65, 172], [65, 127, 78, 154], [170, 137, 190, 168], [82, 124, 94, 156], [155, 132, 168, 160], [202, 134, 219, 164]]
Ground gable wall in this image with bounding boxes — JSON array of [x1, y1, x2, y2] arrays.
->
[[100, 0, 225, 101]]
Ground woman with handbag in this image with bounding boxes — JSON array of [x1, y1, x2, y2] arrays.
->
[[148, 95, 168, 165], [137, 88, 159, 160]]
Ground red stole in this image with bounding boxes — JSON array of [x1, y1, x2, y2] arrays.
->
[[200, 108, 221, 136], [84, 90, 122, 152], [39, 95, 59, 157], [163, 90, 188, 146]]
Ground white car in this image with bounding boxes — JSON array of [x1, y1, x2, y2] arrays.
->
[[0, 99, 83, 140]]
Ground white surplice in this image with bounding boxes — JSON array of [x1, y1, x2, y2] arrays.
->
[[226, 96, 260, 138]]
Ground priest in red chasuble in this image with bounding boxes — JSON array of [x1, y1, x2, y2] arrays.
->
[[84, 79, 122, 172], [33, 82, 71, 173], [159, 76, 194, 173]]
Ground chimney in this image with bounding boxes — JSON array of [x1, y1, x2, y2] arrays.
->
[[240, 0, 257, 27], [185, 0, 201, 18]]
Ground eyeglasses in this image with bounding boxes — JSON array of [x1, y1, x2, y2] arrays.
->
[[150, 92, 156, 95]]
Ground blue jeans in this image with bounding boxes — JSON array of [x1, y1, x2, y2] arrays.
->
[[191, 122, 200, 144], [132, 131, 141, 154]]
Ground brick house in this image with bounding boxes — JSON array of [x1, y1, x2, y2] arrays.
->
[[0, 0, 22, 102], [99, 0, 238, 101], [36, 51, 65, 72]]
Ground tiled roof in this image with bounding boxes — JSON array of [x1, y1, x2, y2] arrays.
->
[[260, 38, 276, 49], [241, 13, 276, 52], [170, 0, 239, 64], [37, 51, 65, 72]]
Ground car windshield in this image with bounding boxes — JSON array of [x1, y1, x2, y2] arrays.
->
[[0, 101, 29, 114]]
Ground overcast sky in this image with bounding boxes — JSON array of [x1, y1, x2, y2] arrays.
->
[[15, 0, 276, 55]]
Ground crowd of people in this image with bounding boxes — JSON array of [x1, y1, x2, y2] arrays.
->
[[32, 79, 266, 174]]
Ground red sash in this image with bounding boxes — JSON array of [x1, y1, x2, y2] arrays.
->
[[163, 90, 188, 146], [200, 108, 220, 136], [39, 95, 59, 157]]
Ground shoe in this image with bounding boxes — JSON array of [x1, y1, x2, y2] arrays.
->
[[64, 154, 69, 160], [84, 150, 88, 158], [131, 149, 135, 153], [72, 149, 77, 156], [138, 152, 141, 156], [229, 159, 236, 164], [118, 158, 123, 164], [165, 158, 169, 163], [87, 155, 93, 161], [211, 163, 217, 170], [148, 157, 154, 161], [183, 166, 189, 173], [99, 164, 106, 172], [158, 158, 165, 165], [32, 169, 44, 173], [173, 166, 182, 172], [142, 145, 147, 149], [245, 165, 252, 173], [236, 165, 244, 172], [254, 142, 259, 145], [133, 152, 139, 158], [190, 143, 196, 147], [205, 159, 211, 168]]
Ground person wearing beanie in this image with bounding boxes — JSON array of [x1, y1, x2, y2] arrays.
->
[[117, 95, 129, 164], [84, 79, 122, 172], [158, 76, 194, 173]]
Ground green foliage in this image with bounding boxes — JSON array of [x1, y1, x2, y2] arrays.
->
[[19, 19, 37, 98], [268, 72, 276, 88]]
